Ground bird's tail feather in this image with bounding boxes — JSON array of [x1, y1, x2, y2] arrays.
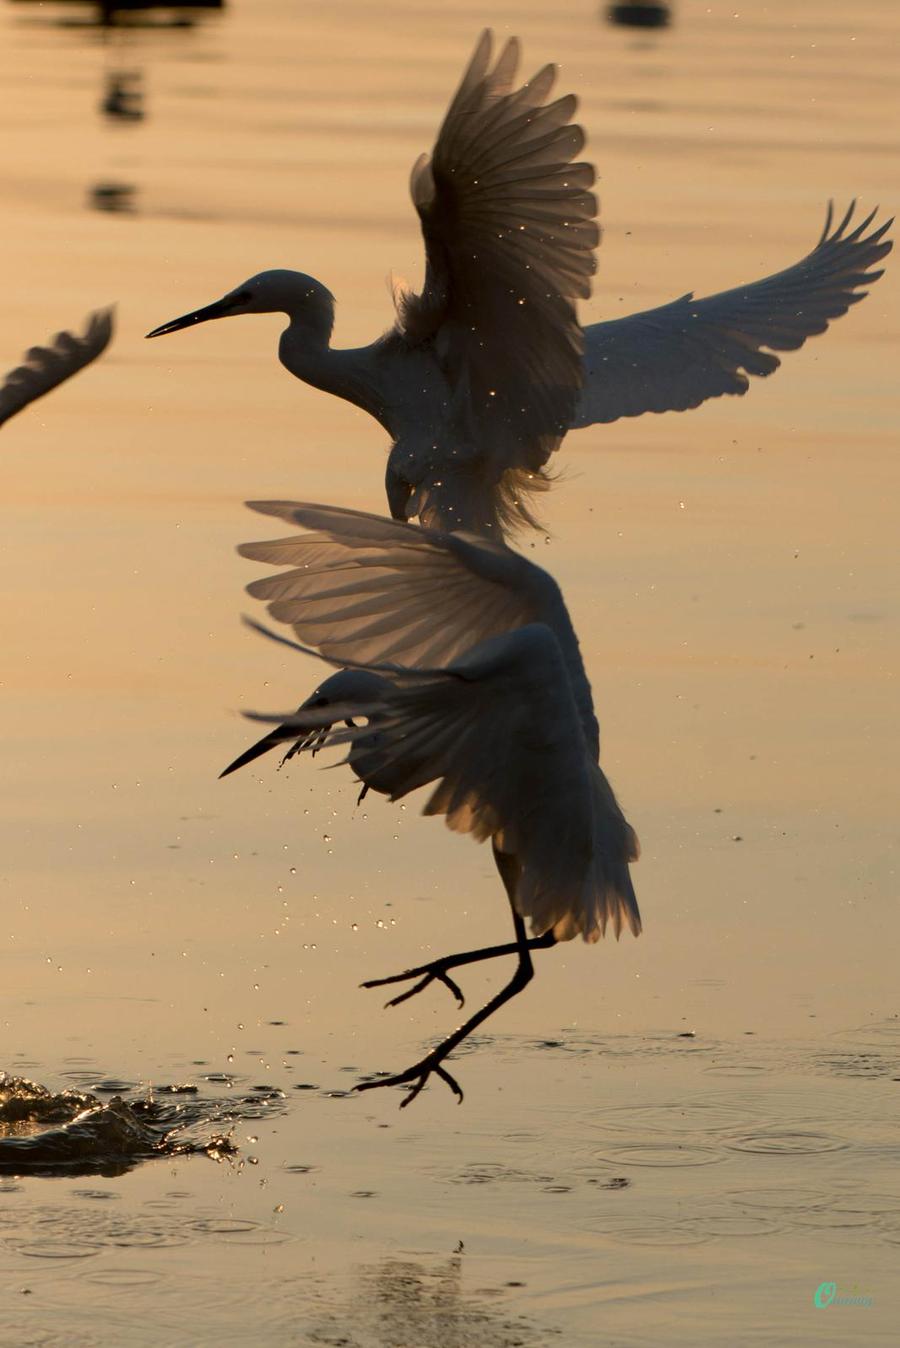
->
[[511, 762, 641, 943]]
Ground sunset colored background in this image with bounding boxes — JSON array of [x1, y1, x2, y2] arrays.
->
[[0, 1, 897, 1342]]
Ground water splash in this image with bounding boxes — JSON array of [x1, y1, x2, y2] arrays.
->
[[0, 1073, 237, 1177]]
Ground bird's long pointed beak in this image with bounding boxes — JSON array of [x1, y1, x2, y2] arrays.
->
[[219, 724, 292, 779], [145, 296, 236, 339]]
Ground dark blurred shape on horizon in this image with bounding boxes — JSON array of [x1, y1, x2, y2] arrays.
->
[[8, 0, 225, 28], [607, 2, 672, 28]]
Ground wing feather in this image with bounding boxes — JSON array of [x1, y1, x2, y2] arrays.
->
[[257, 624, 639, 942], [0, 308, 114, 429], [238, 500, 549, 670], [573, 202, 891, 427], [398, 30, 599, 479]]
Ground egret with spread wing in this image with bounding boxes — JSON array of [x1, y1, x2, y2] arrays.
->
[[223, 502, 640, 1106], [1, 308, 114, 430], [146, 31, 890, 538]]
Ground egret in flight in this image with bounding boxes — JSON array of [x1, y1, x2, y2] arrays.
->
[[147, 31, 891, 538], [1, 308, 114, 430], [222, 502, 640, 1106]]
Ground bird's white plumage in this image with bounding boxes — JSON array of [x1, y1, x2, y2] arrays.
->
[[238, 505, 638, 943], [249, 622, 639, 943], [0, 308, 114, 429], [240, 501, 543, 668], [238, 499, 599, 756]]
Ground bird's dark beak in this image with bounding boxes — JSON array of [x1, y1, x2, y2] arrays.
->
[[216, 722, 305, 787], [145, 296, 237, 339], [219, 724, 291, 779]]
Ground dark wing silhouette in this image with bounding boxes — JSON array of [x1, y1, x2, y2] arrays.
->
[[572, 203, 891, 427], [0, 307, 115, 429], [398, 30, 598, 478]]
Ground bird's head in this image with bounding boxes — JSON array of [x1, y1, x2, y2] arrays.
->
[[146, 270, 335, 339]]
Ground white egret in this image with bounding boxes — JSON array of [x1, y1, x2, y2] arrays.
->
[[0, 308, 114, 430], [146, 30, 891, 538], [223, 502, 640, 1105]]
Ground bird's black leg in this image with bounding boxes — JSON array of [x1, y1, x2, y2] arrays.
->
[[356, 846, 543, 1106], [361, 929, 556, 1009]]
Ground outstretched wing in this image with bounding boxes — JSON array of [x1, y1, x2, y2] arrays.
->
[[238, 500, 553, 669], [399, 30, 598, 477], [248, 623, 640, 942], [572, 202, 892, 427], [0, 308, 114, 429]]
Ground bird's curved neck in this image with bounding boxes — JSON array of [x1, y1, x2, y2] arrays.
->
[[278, 315, 335, 389], [278, 319, 388, 426]]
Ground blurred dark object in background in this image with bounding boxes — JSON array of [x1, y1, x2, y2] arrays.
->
[[89, 181, 137, 213], [102, 71, 144, 122], [606, 3, 671, 28], [9, 0, 225, 8], [8, 0, 225, 26]]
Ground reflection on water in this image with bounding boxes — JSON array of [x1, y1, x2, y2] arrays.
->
[[0, 1036, 898, 1342], [10, 0, 226, 31], [606, 2, 673, 28], [101, 69, 143, 121], [88, 180, 137, 212], [311, 1253, 550, 1348]]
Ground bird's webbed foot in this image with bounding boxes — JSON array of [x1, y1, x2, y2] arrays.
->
[[356, 1053, 464, 1109]]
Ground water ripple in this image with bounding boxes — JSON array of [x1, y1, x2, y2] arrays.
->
[[594, 1142, 727, 1167], [595, 1100, 750, 1134], [723, 1128, 850, 1155]]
